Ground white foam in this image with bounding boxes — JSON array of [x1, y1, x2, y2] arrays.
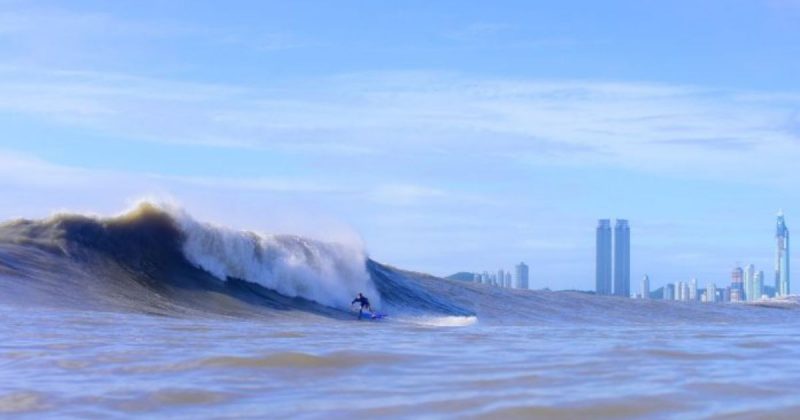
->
[[174, 210, 380, 310], [402, 316, 479, 327]]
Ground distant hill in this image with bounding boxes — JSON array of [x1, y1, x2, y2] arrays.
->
[[446, 272, 476, 282], [650, 286, 663, 299]]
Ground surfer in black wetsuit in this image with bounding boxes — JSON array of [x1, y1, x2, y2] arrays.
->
[[351, 293, 372, 319]]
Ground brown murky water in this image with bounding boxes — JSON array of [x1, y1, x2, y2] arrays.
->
[[3, 304, 800, 419]]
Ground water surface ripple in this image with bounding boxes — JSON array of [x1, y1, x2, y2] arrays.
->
[[3, 305, 800, 418]]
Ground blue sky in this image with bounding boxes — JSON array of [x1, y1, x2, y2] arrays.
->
[[1, 0, 799, 291]]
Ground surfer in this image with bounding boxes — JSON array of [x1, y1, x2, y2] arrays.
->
[[351, 293, 372, 319]]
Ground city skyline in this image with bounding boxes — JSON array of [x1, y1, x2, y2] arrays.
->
[[607, 211, 791, 300], [455, 211, 790, 298]]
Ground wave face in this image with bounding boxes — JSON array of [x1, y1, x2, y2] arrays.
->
[[1, 202, 799, 325], [0, 203, 473, 319]]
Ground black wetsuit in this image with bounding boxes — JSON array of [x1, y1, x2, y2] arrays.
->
[[352, 296, 370, 309], [352, 296, 372, 319]]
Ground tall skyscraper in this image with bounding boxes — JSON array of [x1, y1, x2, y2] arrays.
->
[[731, 266, 743, 299], [731, 288, 742, 302], [641, 275, 650, 299], [596, 219, 612, 295], [775, 211, 790, 297], [754, 271, 764, 301], [707, 282, 717, 303], [614, 219, 631, 297], [677, 281, 684, 301], [505, 272, 512, 288], [497, 269, 505, 288], [744, 264, 755, 302], [515, 262, 529, 289], [689, 278, 698, 301]]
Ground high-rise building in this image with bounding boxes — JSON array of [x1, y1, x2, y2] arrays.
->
[[731, 266, 744, 299], [744, 264, 755, 302], [776, 211, 790, 297], [515, 262, 529, 290], [614, 219, 631, 297], [641, 275, 650, 299], [677, 281, 684, 301], [596, 219, 612, 295], [689, 278, 698, 301], [682, 282, 690, 302], [505, 272, 512, 288], [731, 287, 742, 302], [498, 270, 505, 288], [664, 283, 675, 300], [707, 282, 717, 303], [754, 270, 764, 301]]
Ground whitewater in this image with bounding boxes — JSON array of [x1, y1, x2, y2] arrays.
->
[[2, 203, 800, 418]]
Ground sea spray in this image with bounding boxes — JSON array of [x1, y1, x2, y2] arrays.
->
[[175, 210, 380, 310]]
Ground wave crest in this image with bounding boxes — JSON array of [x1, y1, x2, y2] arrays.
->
[[175, 210, 380, 310]]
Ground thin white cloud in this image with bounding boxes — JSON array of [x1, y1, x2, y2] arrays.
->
[[0, 150, 483, 217], [0, 6, 308, 68], [0, 66, 799, 182], [0, 149, 347, 194], [0, 8, 190, 37], [0, 150, 108, 188], [157, 174, 350, 195]]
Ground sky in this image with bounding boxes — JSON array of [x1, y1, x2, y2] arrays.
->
[[1, 0, 800, 291]]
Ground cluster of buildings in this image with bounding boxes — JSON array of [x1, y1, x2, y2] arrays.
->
[[643, 276, 723, 303], [471, 262, 530, 289], [729, 265, 767, 302], [599, 212, 791, 303]]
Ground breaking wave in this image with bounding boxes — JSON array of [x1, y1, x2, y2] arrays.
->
[[0, 202, 470, 319], [176, 211, 380, 310]]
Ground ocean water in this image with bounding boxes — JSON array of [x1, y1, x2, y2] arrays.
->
[[2, 203, 800, 418]]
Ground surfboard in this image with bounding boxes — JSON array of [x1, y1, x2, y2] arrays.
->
[[358, 312, 386, 320]]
